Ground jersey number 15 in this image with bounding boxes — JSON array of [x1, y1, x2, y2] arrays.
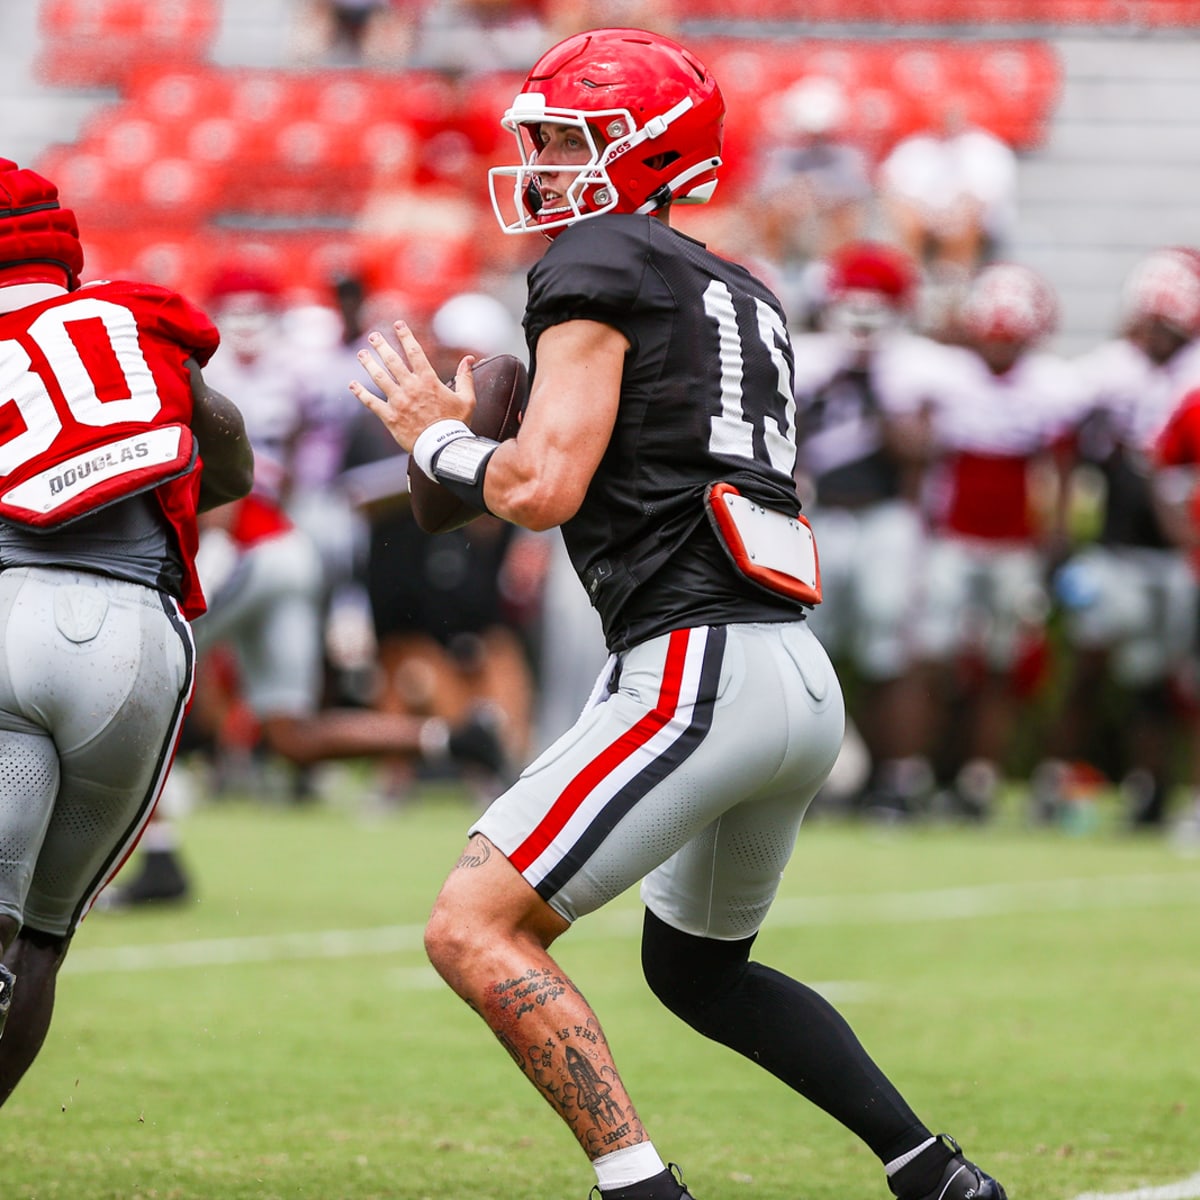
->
[[703, 280, 797, 476]]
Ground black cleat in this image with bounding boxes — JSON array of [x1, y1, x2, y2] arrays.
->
[[590, 1164, 696, 1200], [894, 1135, 1007, 1200]]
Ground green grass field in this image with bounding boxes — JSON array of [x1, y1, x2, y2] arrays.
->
[[7, 776, 1199, 1200]]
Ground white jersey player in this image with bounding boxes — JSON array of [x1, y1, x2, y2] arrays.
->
[[793, 241, 959, 814], [913, 263, 1085, 814], [1045, 247, 1200, 826]]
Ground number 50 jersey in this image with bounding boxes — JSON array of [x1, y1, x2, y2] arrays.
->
[[524, 213, 805, 653], [0, 279, 219, 617]]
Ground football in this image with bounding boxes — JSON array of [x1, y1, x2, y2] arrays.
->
[[407, 352, 528, 534]]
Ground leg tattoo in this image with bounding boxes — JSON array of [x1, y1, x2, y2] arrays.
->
[[473, 966, 644, 1157]]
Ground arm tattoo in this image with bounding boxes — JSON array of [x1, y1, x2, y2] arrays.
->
[[456, 838, 492, 870]]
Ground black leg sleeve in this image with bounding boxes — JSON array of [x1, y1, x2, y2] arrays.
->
[[641, 908, 930, 1162]]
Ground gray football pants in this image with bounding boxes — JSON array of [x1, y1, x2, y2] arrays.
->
[[0, 566, 194, 936], [474, 620, 845, 939]]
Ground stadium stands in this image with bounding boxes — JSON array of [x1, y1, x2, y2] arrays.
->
[[18, 0, 1200, 317], [30, 26, 1063, 302], [36, 0, 219, 88], [681, 0, 1200, 23]]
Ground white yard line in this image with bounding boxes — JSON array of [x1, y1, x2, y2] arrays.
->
[[63, 870, 1200, 976], [1072, 1172, 1200, 1200], [765, 870, 1200, 926]]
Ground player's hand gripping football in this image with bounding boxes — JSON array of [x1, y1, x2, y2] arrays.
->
[[350, 321, 476, 454]]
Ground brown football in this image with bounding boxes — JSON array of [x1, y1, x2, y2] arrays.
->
[[407, 352, 528, 534]]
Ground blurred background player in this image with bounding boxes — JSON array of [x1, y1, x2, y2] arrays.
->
[[0, 158, 253, 1099], [1041, 246, 1200, 827], [339, 289, 535, 805], [105, 284, 513, 906], [408, 0, 551, 75], [911, 262, 1084, 817], [279, 271, 381, 711], [1149, 376, 1200, 842], [793, 241, 954, 817], [289, 0, 414, 67]]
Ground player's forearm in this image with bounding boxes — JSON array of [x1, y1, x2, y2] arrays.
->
[[188, 363, 255, 511], [482, 437, 588, 531]]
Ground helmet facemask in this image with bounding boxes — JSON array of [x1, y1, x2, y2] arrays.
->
[[489, 91, 713, 236], [825, 290, 904, 350]]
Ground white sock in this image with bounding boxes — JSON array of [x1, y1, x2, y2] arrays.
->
[[593, 1143, 667, 1191], [886, 1136, 938, 1176]]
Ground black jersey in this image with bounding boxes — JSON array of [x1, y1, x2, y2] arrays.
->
[[524, 214, 808, 653]]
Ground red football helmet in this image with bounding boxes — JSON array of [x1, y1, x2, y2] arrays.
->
[[959, 262, 1057, 346], [822, 241, 918, 345], [0, 158, 84, 289], [826, 241, 918, 307], [1120, 248, 1200, 338], [488, 27, 725, 236], [205, 260, 284, 361]]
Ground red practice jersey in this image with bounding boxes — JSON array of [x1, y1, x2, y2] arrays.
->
[[0, 279, 219, 616]]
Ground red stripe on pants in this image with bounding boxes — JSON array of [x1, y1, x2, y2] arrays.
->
[[509, 628, 693, 873]]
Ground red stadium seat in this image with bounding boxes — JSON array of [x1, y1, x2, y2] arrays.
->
[[36, 0, 219, 88], [180, 115, 247, 171], [78, 226, 208, 293], [83, 112, 165, 170], [134, 157, 220, 220], [964, 42, 1062, 148], [361, 230, 480, 313], [360, 120, 422, 186], [457, 71, 529, 168], [128, 229, 210, 292], [125, 65, 223, 124], [33, 147, 131, 225], [225, 71, 302, 130]]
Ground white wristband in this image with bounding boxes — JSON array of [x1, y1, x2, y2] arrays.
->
[[412, 419, 473, 480]]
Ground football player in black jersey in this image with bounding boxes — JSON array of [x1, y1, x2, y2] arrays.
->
[[353, 28, 1007, 1200]]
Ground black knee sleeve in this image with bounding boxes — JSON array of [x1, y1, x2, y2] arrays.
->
[[640, 908, 928, 1159], [641, 908, 756, 1033]]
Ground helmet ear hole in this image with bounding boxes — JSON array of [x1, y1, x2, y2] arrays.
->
[[644, 151, 679, 171]]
